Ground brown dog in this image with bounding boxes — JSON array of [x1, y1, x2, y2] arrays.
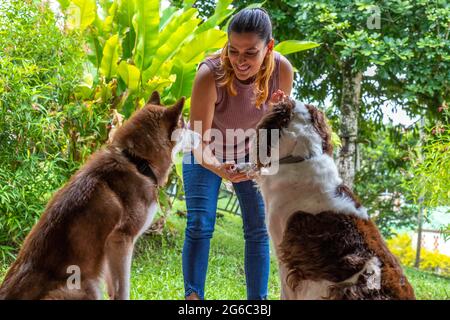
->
[[0, 91, 184, 300]]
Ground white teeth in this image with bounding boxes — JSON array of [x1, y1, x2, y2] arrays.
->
[[237, 65, 250, 72]]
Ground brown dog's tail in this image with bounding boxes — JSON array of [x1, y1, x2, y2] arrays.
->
[[0, 262, 50, 300]]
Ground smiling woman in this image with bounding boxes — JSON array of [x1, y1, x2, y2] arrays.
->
[[228, 33, 266, 81], [181, 7, 294, 301], [216, 9, 278, 108]]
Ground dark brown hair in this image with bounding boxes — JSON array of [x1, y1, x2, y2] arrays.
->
[[215, 8, 275, 108]]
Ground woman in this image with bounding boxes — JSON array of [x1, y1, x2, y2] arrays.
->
[[182, 8, 294, 300]]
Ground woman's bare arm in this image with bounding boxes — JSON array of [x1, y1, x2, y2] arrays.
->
[[279, 54, 294, 96], [189, 64, 220, 168], [189, 64, 249, 182]]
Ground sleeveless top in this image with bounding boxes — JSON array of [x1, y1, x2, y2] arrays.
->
[[194, 51, 281, 161]]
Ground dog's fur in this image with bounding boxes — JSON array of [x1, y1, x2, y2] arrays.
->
[[0, 92, 184, 300], [251, 98, 415, 300]]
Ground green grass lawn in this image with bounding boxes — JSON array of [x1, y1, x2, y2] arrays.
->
[[1, 210, 449, 299], [403, 266, 449, 300], [129, 211, 282, 299]]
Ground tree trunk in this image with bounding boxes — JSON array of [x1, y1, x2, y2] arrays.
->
[[414, 118, 425, 268], [338, 62, 362, 190], [414, 200, 424, 268]]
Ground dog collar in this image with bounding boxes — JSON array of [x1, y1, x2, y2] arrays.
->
[[278, 155, 307, 164], [121, 149, 159, 186]]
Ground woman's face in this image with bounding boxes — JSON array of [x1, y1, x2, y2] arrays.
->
[[227, 32, 273, 81]]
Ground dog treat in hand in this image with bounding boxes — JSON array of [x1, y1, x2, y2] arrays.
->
[[231, 163, 256, 173]]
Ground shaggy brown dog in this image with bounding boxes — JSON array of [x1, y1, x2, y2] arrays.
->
[[0, 91, 184, 300]]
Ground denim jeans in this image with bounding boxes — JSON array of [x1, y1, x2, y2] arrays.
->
[[181, 152, 270, 300]]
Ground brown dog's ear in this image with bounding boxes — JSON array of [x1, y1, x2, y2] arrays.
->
[[147, 91, 161, 105], [164, 96, 185, 124], [305, 104, 333, 156]]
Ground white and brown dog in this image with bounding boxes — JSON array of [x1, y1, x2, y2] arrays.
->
[[251, 98, 415, 300], [0, 91, 184, 300]]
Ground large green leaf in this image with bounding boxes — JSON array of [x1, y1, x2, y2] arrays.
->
[[117, 0, 135, 29], [143, 59, 174, 83], [74, 72, 94, 100], [87, 31, 103, 68], [144, 74, 176, 98], [144, 17, 200, 79], [101, 1, 118, 34], [158, 8, 198, 47], [274, 40, 320, 55], [116, 0, 136, 59], [170, 58, 197, 99], [92, 12, 105, 35], [133, 0, 160, 71], [57, 0, 71, 10], [67, 0, 96, 31], [160, 5, 178, 31], [178, 29, 227, 64], [117, 61, 140, 92], [100, 34, 120, 79], [182, 0, 196, 9], [122, 30, 136, 60]]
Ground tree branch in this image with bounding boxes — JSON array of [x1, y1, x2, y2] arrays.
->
[[324, 43, 343, 69]]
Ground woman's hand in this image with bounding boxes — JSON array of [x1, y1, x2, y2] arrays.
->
[[209, 163, 252, 183], [269, 89, 287, 106]]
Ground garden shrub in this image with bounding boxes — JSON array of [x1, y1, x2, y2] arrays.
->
[[387, 233, 450, 277], [0, 0, 108, 261]]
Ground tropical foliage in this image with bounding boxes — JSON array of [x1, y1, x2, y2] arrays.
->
[[0, 0, 100, 260], [406, 105, 450, 237], [354, 124, 419, 238], [0, 0, 318, 260], [60, 0, 231, 117], [407, 106, 450, 208]]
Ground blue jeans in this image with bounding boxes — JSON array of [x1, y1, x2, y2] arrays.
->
[[182, 152, 270, 300]]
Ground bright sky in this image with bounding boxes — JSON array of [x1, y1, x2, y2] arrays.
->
[[381, 104, 419, 127], [364, 66, 419, 126]]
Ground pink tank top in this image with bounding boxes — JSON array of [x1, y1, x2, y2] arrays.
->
[[196, 51, 281, 161]]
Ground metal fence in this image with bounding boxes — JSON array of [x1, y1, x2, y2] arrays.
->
[[166, 180, 241, 215]]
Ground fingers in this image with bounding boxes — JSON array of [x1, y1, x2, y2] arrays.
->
[[234, 172, 250, 181], [270, 90, 288, 105], [224, 168, 249, 182], [274, 89, 284, 96], [217, 163, 254, 182], [275, 90, 287, 101], [245, 171, 258, 180], [227, 171, 252, 183]]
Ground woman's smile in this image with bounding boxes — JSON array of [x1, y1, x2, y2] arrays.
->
[[228, 32, 268, 80]]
